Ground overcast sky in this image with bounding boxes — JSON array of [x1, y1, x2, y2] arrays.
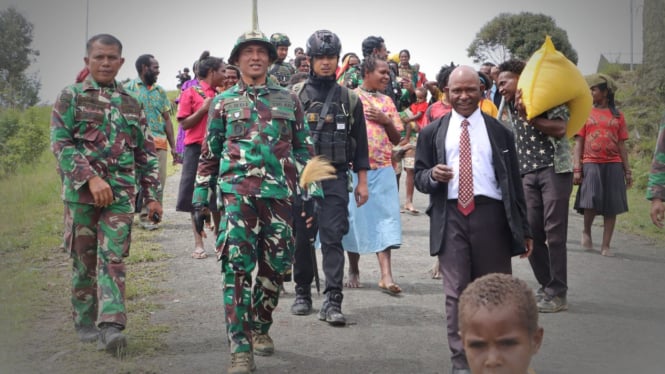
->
[[3, 0, 643, 104]]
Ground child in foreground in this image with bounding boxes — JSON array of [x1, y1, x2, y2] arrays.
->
[[459, 273, 544, 374]]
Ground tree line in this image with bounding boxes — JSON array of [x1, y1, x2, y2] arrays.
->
[[1, 3, 663, 179]]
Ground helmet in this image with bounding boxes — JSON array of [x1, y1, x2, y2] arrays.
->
[[228, 30, 278, 65], [306, 30, 341, 57], [270, 33, 291, 47]]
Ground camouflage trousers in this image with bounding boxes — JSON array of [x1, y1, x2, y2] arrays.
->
[[217, 193, 294, 354], [64, 201, 133, 329]]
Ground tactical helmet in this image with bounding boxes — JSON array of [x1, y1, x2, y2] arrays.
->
[[306, 30, 342, 57], [270, 33, 291, 47], [228, 30, 278, 65]]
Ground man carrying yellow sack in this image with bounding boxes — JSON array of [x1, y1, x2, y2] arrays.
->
[[497, 59, 572, 314]]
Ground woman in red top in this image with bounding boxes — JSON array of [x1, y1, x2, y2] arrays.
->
[[176, 51, 226, 259], [573, 74, 632, 257]]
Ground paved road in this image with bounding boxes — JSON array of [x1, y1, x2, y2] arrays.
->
[[145, 168, 665, 374]]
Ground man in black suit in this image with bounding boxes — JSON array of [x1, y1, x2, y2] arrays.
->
[[414, 65, 532, 374]]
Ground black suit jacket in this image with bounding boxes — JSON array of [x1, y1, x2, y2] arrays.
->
[[414, 111, 531, 257]]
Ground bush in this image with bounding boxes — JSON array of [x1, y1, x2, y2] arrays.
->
[[0, 106, 50, 178], [612, 70, 665, 191]]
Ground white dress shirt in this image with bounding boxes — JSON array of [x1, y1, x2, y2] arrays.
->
[[445, 109, 502, 201]]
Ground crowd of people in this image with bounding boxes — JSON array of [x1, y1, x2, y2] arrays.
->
[[50, 26, 665, 374]]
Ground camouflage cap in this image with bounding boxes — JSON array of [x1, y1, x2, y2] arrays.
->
[[228, 30, 278, 65], [585, 73, 617, 93], [270, 33, 291, 47]]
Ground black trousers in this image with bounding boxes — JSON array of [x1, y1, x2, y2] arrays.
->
[[293, 170, 349, 295], [523, 167, 572, 298]]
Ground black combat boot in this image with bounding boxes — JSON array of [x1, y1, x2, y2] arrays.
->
[[75, 323, 99, 343], [318, 290, 346, 326], [97, 322, 127, 355], [291, 284, 312, 315]]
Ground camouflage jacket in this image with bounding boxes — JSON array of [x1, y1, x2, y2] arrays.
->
[[50, 77, 160, 207], [269, 61, 296, 87], [647, 119, 665, 201], [193, 79, 315, 205]]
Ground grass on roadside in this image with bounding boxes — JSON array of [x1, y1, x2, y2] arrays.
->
[[617, 188, 663, 242], [570, 184, 662, 243], [0, 150, 171, 371]]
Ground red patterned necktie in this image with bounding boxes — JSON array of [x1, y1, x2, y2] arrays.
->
[[458, 119, 475, 215]]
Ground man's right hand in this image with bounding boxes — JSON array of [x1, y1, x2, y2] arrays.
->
[[88, 176, 113, 207], [301, 198, 320, 240], [431, 164, 454, 183], [194, 206, 211, 237]]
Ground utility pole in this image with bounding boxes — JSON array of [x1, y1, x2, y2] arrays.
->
[[85, 0, 89, 44], [630, 0, 634, 71]]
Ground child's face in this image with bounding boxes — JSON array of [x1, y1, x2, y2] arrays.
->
[[416, 91, 426, 102], [461, 304, 543, 374]]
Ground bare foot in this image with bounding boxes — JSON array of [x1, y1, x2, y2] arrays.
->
[[344, 272, 363, 288], [600, 248, 616, 257], [581, 232, 593, 251]]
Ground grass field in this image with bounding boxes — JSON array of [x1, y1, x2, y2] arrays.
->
[[0, 151, 172, 371]]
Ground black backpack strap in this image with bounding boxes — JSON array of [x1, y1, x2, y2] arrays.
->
[[315, 84, 339, 131]]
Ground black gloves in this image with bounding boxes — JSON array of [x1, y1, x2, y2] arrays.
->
[[301, 197, 320, 242]]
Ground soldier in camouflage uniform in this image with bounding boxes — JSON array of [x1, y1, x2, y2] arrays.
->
[[268, 33, 296, 87], [648, 115, 665, 228], [50, 34, 162, 354], [192, 30, 315, 374], [497, 59, 572, 314]]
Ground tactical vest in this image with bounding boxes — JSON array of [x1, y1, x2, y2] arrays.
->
[[293, 82, 357, 166], [269, 62, 295, 87]]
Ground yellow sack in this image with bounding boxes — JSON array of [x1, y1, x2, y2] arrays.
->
[[517, 36, 592, 138]]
